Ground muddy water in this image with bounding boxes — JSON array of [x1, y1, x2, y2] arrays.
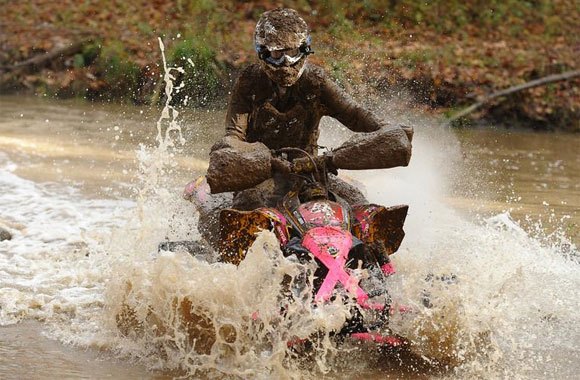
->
[[0, 95, 578, 379], [450, 128, 579, 242]]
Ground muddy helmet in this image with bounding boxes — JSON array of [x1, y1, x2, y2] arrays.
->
[[254, 8, 313, 87]]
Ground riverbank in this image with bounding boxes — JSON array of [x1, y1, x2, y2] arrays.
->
[[1, 1, 578, 131]]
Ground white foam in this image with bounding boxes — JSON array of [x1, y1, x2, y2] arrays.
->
[[0, 159, 133, 326]]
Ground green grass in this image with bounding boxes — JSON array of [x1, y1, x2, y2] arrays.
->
[[167, 36, 224, 106], [95, 41, 141, 102]]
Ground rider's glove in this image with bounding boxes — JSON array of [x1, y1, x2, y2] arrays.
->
[[292, 154, 337, 175]]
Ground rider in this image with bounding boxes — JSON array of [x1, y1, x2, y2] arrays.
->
[[200, 8, 412, 240]]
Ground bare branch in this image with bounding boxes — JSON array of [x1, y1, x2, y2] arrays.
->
[[5, 40, 92, 72], [448, 69, 580, 122]]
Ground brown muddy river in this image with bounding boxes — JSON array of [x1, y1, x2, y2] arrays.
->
[[0, 95, 578, 379]]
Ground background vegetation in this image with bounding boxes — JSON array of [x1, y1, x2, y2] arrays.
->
[[0, 0, 578, 130]]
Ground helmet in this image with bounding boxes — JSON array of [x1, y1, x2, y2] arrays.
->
[[254, 8, 313, 87]]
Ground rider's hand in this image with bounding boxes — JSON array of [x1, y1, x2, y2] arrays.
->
[[291, 156, 315, 174], [271, 156, 292, 176], [292, 154, 338, 175]]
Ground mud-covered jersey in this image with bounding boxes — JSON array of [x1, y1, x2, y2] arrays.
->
[[223, 62, 383, 155]]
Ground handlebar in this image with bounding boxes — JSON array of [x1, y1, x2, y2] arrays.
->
[[272, 148, 336, 178]]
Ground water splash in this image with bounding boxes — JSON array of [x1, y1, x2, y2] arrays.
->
[[90, 39, 352, 378], [99, 82, 579, 378], [104, 231, 358, 378], [345, 120, 580, 378]]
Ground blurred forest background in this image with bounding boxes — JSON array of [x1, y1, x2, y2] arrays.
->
[[0, 0, 578, 130]]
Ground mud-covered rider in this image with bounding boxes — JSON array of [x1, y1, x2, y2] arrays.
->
[[198, 8, 413, 244]]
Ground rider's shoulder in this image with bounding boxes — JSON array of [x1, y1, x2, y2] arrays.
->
[[302, 62, 325, 76], [299, 63, 334, 88], [301, 63, 326, 80]]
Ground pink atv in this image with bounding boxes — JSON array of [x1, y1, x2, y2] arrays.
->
[[172, 128, 413, 350]]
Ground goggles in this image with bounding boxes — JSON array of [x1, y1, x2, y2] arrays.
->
[[257, 43, 313, 67]]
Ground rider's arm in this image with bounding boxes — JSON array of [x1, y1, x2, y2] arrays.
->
[[223, 67, 255, 142], [317, 67, 413, 168], [318, 69, 383, 133], [207, 67, 276, 193]]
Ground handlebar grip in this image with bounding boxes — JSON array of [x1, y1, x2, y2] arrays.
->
[[291, 154, 336, 175], [291, 157, 316, 174]]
